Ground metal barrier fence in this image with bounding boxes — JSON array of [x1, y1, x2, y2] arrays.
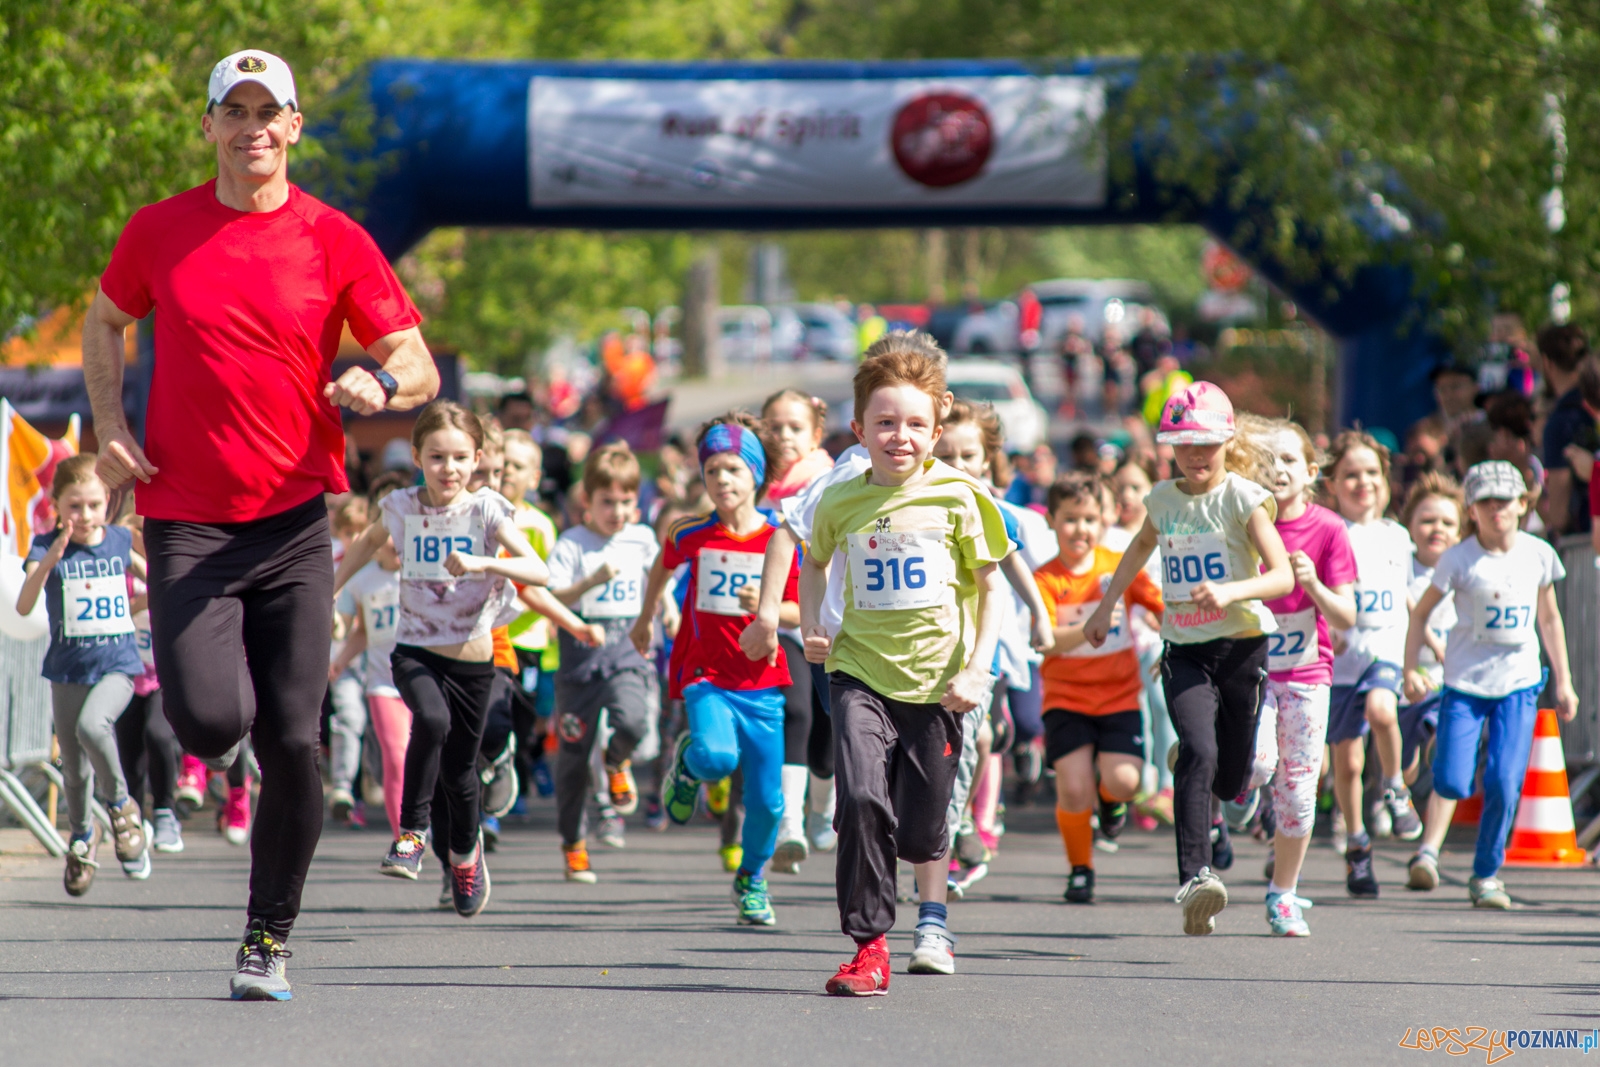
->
[[1552, 535, 1600, 767], [0, 632, 66, 854]]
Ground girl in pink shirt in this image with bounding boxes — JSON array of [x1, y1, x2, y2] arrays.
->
[[1238, 416, 1358, 936]]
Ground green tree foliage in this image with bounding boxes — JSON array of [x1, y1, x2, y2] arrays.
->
[[7, 0, 1595, 360]]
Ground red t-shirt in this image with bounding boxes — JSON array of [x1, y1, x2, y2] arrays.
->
[[663, 513, 798, 698], [100, 181, 421, 523]]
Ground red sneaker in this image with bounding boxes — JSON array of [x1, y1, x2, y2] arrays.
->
[[824, 936, 890, 997]]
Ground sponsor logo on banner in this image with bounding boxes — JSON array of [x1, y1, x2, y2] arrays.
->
[[528, 74, 1104, 209]]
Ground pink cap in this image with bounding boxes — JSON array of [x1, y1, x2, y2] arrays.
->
[[1156, 381, 1236, 445]]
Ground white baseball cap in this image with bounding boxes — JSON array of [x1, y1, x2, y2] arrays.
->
[[208, 49, 298, 111], [1463, 460, 1527, 503]]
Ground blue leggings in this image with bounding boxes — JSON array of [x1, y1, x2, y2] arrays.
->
[[1432, 683, 1540, 879], [683, 683, 785, 876]]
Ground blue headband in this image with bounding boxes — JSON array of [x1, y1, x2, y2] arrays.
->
[[699, 423, 766, 486]]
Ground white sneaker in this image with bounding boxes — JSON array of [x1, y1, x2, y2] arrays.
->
[[906, 926, 956, 974], [1330, 807, 1348, 855], [771, 833, 808, 875], [806, 812, 837, 852], [1175, 867, 1229, 935]]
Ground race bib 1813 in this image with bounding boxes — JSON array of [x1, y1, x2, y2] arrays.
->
[[402, 513, 483, 582]]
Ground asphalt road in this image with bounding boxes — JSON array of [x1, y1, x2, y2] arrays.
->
[[1, 801, 1596, 1067]]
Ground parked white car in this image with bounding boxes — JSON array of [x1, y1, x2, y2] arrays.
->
[[944, 359, 1050, 453]]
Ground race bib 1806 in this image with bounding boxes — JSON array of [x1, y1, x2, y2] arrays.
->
[[846, 532, 951, 611], [403, 513, 483, 582], [62, 575, 134, 638], [362, 585, 399, 643], [1160, 532, 1231, 603], [1475, 593, 1535, 646], [695, 548, 764, 617], [1267, 607, 1319, 671], [1058, 599, 1130, 657], [580, 554, 644, 619]]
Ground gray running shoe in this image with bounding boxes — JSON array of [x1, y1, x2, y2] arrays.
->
[[1175, 867, 1229, 935], [906, 926, 956, 974], [439, 869, 454, 909], [151, 809, 184, 853], [230, 921, 292, 1001], [1469, 876, 1511, 910], [597, 813, 626, 849], [1383, 787, 1424, 841], [478, 735, 518, 818], [1407, 851, 1439, 891], [122, 845, 152, 881]]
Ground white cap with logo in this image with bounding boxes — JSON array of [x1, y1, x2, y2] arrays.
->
[[208, 50, 298, 110], [1463, 460, 1528, 504]]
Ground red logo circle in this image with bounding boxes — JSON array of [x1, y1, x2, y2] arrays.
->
[[891, 92, 993, 188]]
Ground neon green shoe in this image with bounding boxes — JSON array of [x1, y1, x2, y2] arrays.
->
[[706, 776, 731, 817], [719, 844, 743, 872], [664, 732, 700, 826], [733, 872, 776, 926]]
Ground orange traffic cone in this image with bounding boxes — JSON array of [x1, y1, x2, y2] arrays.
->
[[1503, 709, 1586, 867]]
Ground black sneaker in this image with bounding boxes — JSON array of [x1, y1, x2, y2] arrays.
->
[[1210, 819, 1234, 871], [1345, 844, 1380, 898], [1064, 865, 1095, 904], [230, 920, 292, 1001], [1099, 797, 1128, 840], [450, 837, 491, 918], [381, 828, 429, 880]]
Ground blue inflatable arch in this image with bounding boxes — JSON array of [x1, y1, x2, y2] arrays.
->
[[323, 58, 1447, 434]]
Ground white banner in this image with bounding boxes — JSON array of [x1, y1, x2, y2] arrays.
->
[[528, 75, 1105, 209]]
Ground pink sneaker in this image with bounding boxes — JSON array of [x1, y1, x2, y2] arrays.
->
[[176, 757, 208, 814], [220, 780, 251, 846]]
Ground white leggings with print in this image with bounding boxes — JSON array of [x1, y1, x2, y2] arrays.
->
[[1246, 680, 1330, 839]]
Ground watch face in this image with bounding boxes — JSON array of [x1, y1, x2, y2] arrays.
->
[[373, 369, 399, 400]]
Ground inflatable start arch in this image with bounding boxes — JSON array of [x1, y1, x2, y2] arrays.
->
[[322, 58, 1448, 434]]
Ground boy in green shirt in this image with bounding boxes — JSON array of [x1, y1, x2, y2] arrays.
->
[[803, 333, 1009, 997]]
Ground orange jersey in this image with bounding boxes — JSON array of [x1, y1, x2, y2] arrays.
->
[[492, 626, 518, 671], [1034, 546, 1164, 716]]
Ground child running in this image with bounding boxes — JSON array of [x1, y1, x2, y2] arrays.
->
[[1324, 430, 1420, 898], [1235, 415, 1357, 935], [1402, 460, 1578, 908], [1396, 474, 1465, 891], [802, 332, 1009, 996], [334, 401, 549, 918], [1032, 472, 1163, 904], [546, 442, 660, 884], [758, 389, 837, 872], [16, 454, 149, 895], [1084, 381, 1293, 934], [632, 413, 801, 925]]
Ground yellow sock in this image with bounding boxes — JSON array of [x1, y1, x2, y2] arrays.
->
[[1056, 807, 1094, 869]]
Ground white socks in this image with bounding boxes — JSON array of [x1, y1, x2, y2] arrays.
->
[[809, 771, 836, 822], [779, 765, 808, 840]]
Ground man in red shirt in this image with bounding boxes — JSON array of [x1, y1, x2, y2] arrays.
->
[[81, 49, 438, 1002]]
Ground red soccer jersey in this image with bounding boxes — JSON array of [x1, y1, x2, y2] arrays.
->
[[100, 181, 422, 523], [663, 513, 799, 698]]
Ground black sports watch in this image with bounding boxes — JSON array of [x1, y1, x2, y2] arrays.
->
[[369, 368, 400, 405]]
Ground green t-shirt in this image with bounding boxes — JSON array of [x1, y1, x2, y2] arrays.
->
[[809, 459, 1009, 703], [1144, 472, 1277, 644], [507, 500, 559, 657]]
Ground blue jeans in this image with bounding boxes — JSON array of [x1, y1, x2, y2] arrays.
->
[[1432, 682, 1541, 878], [683, 683, 785, 876]]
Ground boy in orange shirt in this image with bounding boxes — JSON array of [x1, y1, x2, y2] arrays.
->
[[1033, 473, 1163, 904]]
